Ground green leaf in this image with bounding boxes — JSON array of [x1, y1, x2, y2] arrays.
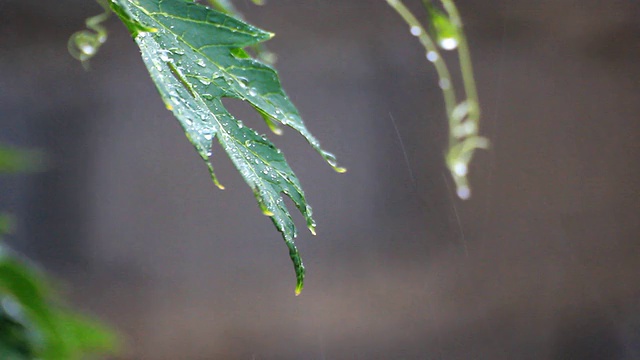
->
[[110, 0, 343, 294], [0, 246, 119, 359]]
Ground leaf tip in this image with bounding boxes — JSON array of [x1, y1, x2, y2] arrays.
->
[[206, 163, 225, 189], [308, 226, 317, 236], [334, 166, 347, 174], [295, 283, 303, 296]]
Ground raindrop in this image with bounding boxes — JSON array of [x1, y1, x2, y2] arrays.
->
[[426, 51, 439, 62], [410, 26, 421, 36], [158, 50, 170, 62], [453, 162, 468, 177], [168, 48, 185, 55], [439, 37, 459, 50], [196, 58, 206, 67], [198, 77, 211, 85], [457, 186, 470, 200], [439, 78, 451, 90], [80, 43, 97, 56], [248, 88, 258, 96]]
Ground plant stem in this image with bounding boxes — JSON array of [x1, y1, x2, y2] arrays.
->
[[439, 0, 479, 123], [386, 0, 487, 199], [385, 0, 458, 117]]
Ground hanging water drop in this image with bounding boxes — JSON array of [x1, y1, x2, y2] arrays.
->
[[410, 26, 421, 36], [457, 186, 470, 200], [426, 51, 439, 62], [439, 37, 459, 50]]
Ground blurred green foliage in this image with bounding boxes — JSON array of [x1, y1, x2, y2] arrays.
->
[[0, 144, 119, 359]]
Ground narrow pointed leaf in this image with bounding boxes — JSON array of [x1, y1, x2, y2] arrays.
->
[[110, 0, 342, 293]]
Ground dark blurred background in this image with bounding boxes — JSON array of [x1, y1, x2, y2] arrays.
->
[[1, 0, 640, 359]]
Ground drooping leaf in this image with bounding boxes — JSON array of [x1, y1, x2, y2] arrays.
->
[[110, 0, 343, 294]]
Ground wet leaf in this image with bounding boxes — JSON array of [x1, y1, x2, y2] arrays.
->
[[111, 0, 343, 294]]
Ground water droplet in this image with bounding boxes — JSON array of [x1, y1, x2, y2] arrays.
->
[[203, 133, 213, 140], [426, 51, 439, 62], [196, 58, 206, 67], [410, 26, 421, 36], [453, 162, 468, 177], [158, 50, 170, 62], [439, 37, 459, 50], [198, 77, 211, 85], [439, 78, 451, 90], [248, 88, 257, 96], [202, 94, 214, 100], [457, 186, 470, 200], [80, 43, 97, 56]]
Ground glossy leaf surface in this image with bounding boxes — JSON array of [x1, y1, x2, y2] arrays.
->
[[111, 0, 343, 293]]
